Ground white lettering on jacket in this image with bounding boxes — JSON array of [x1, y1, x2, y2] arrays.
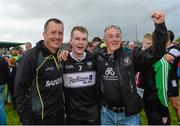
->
[[46, 77, 62, 87]]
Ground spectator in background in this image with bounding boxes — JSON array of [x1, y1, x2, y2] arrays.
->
[[164, 30, 180, 125], [11, 50, 19, 61], [123, 41, 137, 52], [8, 57, 17, 109], [141, 33, 153, 50], [86, 42, 95, 53], [128, 41, 137, 50], [0, 49, 3, 57], [136, 32, 170, 125], [136, 33, 153, 98], [91, 37, 105, 54], [3, 55, 12, 105], [0, 56, 10, 125], [17, 42, 32, 63], [6, 51, 12, 58], [92, 37, 102, 47], [25, 42, 32, 52]]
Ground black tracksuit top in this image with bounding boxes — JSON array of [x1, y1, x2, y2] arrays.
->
[[14, 40, 64, 124], [96, 22, 169, 117]]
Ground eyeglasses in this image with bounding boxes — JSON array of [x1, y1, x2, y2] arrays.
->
[[104, 25, 121, 33]]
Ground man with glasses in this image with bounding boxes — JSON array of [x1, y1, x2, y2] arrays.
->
[[96, 11, 169, 125]]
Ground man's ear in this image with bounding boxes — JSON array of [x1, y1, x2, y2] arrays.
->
[[69, 38, 73, 48], [104, 37, 107, 45], [69, 38, 72, 44], [43, 32, 46, 39]]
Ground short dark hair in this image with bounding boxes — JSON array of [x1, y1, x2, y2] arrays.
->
[[168, 30, 175, 42], [88, 42, 94, 48], [25, 42, 32, 46], [44, 18, 63, 32], [92, 37, 102, 42], [70, 26, 88, 38]]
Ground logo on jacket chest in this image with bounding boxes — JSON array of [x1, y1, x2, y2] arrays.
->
[[123, 57, 131, 65], [45, 66, 55, 71], [105, 67, 115, 76], [103, 67, 118, 80]]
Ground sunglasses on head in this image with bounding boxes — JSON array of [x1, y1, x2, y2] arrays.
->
[[104, 25, 121, 32]]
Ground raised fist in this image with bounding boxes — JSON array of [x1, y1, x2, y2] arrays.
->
[[151, 11, 165, 24]]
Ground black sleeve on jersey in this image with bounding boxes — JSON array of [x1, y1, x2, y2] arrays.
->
[[167, 45, 180, 58]]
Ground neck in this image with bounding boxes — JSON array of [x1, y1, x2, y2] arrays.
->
[[107, 44, 121, 54], [107, 49, 114, 54], [166, 41, 172, 48], [71, 51, 84, 60], [44, 42, 56, 54]]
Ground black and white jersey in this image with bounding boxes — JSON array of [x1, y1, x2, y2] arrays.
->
[[166, 44, 180, 59], [62, 52, 99, 120], [166, 44, 180, 80]]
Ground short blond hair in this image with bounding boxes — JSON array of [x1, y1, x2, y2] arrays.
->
[[143, 33, 152, 40]]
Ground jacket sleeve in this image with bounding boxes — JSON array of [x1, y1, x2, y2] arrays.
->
[[133, 22, 168, 72], [95, 54, 104, 104], [14, 51, 37, 124]]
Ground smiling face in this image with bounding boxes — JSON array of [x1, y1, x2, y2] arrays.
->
[[43, 21, 64, 53], [70, 30, 88, 57], [104, 27, 122, 54]]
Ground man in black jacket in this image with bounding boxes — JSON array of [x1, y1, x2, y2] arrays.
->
[[137, 33, 170, 125], [0, 56, 10, 125], [96, 11, 169, 125], [164, 30, 180, 124], [14, 18, 65, 125]]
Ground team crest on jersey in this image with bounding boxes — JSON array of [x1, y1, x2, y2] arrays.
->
[[123, 57, 131, 64], [87, 61, 92, 66]]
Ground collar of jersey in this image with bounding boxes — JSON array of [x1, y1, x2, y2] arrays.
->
[[166, 43, 175, 49], [70, 52, 86, 62]]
